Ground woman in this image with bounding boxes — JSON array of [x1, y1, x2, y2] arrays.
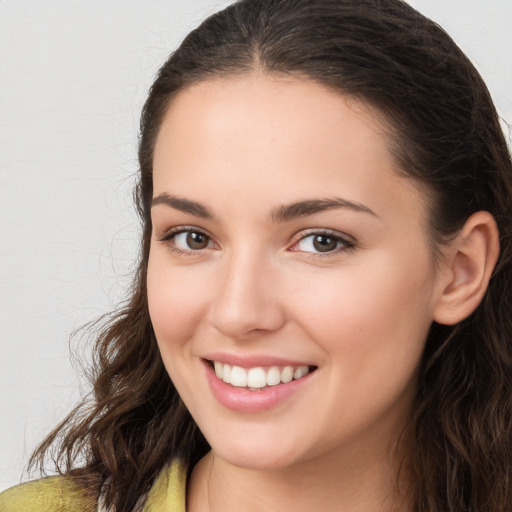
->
[[1, 0, 511, 510]]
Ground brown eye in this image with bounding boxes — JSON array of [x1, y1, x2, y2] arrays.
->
[[312, 235, 338, 252], [293, 231, 353, 255], [185, 231, 210, 250], [164, 230, 213, 252]]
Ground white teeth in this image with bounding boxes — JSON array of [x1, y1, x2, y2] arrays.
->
[[266, 366, 281, 386], [294, 365, 309, 379], [214, 361, 224, 379], [222, 364, 232, 384], [281, 366, 294, 383], [230, 366, 248, 387], [212, 361, 312, 389], [247, 367, 267, 389]]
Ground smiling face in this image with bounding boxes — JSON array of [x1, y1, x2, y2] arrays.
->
[[147, 73, 446, 471]]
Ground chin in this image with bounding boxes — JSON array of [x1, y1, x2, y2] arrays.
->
[[205, 430, 306, 471], [214, 447, 299, 471]]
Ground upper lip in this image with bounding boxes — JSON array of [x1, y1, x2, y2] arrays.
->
[[202, 352, 315, 368]]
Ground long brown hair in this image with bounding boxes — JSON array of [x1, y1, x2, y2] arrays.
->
[[31, 1, 512, 510]]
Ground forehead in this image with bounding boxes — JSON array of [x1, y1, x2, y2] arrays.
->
[[152, 73, 427, 228], [156, 73, 390, 155]]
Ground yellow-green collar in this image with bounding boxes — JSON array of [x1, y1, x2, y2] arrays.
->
[[143, 459, 187, 512]]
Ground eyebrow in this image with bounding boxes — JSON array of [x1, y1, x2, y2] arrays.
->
[[271, 197, 378, 222], [151, 193, 215, 219], [151, 193, 377, 222]]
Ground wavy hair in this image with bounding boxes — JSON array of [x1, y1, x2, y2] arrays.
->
[[31, 0, 512, 510]]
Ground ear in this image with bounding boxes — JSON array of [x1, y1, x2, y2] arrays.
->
[[433, 211, 500, 326]]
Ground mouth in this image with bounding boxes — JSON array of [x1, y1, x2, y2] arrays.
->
[[207, 360, 317, 390]]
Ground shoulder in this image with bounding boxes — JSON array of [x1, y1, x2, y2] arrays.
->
[[0, 475, 96, 512]]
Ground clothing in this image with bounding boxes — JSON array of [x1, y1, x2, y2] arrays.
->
[[0, 459, 186, 512]]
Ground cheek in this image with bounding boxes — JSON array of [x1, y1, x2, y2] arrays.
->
[[291, 255, 435, 436], [147, 252, 211, 352], [291, 251, 436, 371]]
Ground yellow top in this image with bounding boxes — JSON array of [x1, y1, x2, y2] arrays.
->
[[0, 459, 186, 512]]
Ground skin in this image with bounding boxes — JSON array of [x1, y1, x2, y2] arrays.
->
[[146, 73, 497, 511]]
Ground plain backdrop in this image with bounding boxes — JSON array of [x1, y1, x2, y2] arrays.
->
[[1, 0, 511, 492]]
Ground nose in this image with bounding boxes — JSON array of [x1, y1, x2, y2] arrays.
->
[[207, 249, 287, 341]]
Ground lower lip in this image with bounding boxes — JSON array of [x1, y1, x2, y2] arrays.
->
[[204, 361, 315, 413]]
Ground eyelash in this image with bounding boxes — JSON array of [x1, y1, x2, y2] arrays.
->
[[157, 226, 217, 256], [157, 226, 355, 257], [290, 229, 355, 257]]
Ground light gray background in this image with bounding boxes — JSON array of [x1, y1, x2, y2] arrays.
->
[[1, 0, 511, 492]]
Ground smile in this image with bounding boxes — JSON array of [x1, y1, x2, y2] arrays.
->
[[212, 361, 313, 390]]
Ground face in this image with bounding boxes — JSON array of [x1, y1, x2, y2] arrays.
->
[[147, 74, 446, 471]]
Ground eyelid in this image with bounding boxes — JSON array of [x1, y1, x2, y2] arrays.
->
[[156, 225, 218, 254], [289, 228, 355, 255], [155, 226, 355, 257], [157, 225, 210, 240]]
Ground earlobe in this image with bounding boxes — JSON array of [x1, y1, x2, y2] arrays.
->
[[433, 211, 500, 326]]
